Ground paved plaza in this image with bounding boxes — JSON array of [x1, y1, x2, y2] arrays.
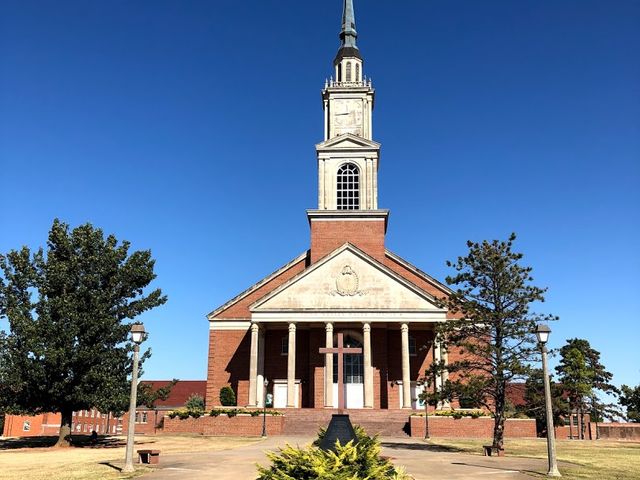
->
[[142, 436, 547, 480]]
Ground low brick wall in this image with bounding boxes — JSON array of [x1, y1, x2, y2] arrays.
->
[[410, 416, 536, 438], [162, 415, 285, 436], [597, 423, 640, 441]]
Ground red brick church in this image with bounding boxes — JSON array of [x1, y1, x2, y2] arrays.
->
[[206, 0, 456, 413]]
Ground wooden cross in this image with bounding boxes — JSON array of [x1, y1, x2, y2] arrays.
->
[[319, 333, 362, 412]]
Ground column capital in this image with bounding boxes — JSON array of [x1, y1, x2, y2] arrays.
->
[[400, 322, 409, 333], [362, 322, 371, 333], [288, 322, 297, 333], [250, 322, 260, 333], [325, 322, 334, 332]]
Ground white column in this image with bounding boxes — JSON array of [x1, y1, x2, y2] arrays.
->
[[248, 323, 259, 407], [363, 322, 373, 408], [287, 322, 297, 408], [441, 348, 450, 409], [325, 322, 334, 407], [256, 328, 265, 407], [401, 323, 411, 409]]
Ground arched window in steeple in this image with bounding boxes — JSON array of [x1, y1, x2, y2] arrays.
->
[[337, 163, 360, 210], [355, 63, 360, 82], [346, 62, 352, 82]]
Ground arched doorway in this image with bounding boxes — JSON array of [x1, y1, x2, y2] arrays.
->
[[333, 332, 364, 408]]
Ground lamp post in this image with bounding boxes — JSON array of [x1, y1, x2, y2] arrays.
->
[[261, 379, 269, 437], [122, 323, 145, 473], [535, 324, 561, 477]]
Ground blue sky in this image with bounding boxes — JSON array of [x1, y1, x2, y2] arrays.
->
[[1, 1, 638, 389]]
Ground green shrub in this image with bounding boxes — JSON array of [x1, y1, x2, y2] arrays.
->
[[451, 411, 463, 420], [210, 409, 221, 417], [185, 393, 205, 411], [226, 408, 238, 418], [250, 410, 260, 417], [176, 409, 190, 420], [220, 386, 237, 406], [257, 425, 411, 479]]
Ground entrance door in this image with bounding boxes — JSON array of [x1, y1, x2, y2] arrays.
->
[[273, 380, 299, 408], [332, 335, 364, 408]]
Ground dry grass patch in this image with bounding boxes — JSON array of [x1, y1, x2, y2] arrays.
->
[[0, 435, 261, 480], [427, 438, 640, 479]]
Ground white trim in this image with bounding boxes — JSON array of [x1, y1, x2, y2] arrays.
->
[[251, 312, 446, 323], [250, 243, 441, 312], [210, 321, 251, 331]]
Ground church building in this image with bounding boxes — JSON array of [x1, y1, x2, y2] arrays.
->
[[206, 0, 455, 412]]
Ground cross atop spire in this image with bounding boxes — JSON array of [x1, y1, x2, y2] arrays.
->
[[334, 0, 361, 64]]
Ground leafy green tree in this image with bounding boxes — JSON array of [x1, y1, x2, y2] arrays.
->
[[555, 338, 619, 438], [620, 384, 640, 422], [518, 368, 567, 436], [426, 234, 556, 449], [0, 219, 166, 446]]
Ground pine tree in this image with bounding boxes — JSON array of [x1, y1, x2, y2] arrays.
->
[[620, 384, 640, 423], [519, 368, 567, 436], [0, 219, 166, 446], [427, 233, 556, 449], [555, 338, 619, 438]]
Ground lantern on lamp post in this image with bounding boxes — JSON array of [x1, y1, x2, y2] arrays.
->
[[535, 324, 561, 477], [122, 323, 145, 473]]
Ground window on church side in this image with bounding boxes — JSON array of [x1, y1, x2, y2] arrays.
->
[[409, 336, 417, 356], [336, 163, 360, 210], [281, 337, 288, 355], [346, 62, 352, 82]]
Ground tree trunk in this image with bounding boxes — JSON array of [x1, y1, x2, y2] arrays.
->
[[55, 407, 73, 447], [493, 412, 505, 449], [106, 412, 111, 436]]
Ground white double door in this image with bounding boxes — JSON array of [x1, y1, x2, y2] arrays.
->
[[332, 382, 364, 409]]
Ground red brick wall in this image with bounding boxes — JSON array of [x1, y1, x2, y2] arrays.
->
[[596, 423, 640, 441], [162, 415, 285, 436], [310, 220, 385, 263], [206, 330, 251, 408], [410, 416, 537, 438]]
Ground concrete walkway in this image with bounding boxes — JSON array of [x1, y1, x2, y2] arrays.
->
[[142, 436, 546, 480]]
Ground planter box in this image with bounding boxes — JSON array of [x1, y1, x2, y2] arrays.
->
[[410, 416, 536, 438], [162, 414, 285, 436]]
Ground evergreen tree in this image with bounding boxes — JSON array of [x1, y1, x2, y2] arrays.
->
[[620, 384, 640, 422], [0, 219, 166, 446], [555, 338, 620, 438], [427, 233, 556, 449]]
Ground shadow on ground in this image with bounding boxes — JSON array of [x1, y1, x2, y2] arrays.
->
[[0, 435, 126, 450], [381, 441, 465, 453]]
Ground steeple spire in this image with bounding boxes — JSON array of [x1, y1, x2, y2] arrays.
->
[[334, 0, 361, 64], [340, 0, 358, 49]]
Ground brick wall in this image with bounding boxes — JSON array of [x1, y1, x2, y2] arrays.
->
[[162, 415, 285, 436], [310, 220, 385, 263], [206, 329, 251, 408], [597, 423, 640, 441], [409, 416, 537, 438]]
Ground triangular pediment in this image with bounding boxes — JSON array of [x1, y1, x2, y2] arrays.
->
[[316, 133, 380, 151], [250, 244, 444, 313]]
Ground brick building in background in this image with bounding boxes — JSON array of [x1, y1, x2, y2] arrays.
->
[[1, 380, 205, 438]]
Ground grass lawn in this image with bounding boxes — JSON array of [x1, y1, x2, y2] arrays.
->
[[0, 434, 261, 480], [428, 438, 640, 479]]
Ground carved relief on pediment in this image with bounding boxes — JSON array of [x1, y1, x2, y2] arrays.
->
[[330, 265, 367, 297]]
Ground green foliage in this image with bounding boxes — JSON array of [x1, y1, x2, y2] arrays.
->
[[0, 219, 166, 445], [413, 409, 488, 418], [620, 384, 640, 423], [258, 425, 411, 480], [185, 393, 205, 413], [555, 338, 620, 422], [517, 368, 567, 436], [219, 386, 237, 406], [424, 233, 556, 449]]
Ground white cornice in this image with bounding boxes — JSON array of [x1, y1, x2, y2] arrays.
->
[[209, 321, 251, 331]]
